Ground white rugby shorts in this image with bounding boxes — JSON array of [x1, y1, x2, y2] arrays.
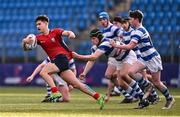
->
[[139, 55, 163, 73], [116, 51, 137, 70], [107, 57, 118, 66]]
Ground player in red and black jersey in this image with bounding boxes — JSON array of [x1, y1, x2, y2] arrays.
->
[[22, 15, 105, 109]]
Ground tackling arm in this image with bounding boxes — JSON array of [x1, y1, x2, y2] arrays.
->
[[26, 63, 46, 82], [72, 50, 103, 61], [79, 61, 95, 80], [110, 40, 137, 50]]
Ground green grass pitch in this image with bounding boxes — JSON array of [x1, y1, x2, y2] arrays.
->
[[0, 87, 179, 117]]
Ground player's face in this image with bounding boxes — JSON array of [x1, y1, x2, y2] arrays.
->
[[91, 37, 99, 45], [99, 18, 108, 27], [122, 22, 129, 31], [36, 20, 48, 33], [113, 21, 122, 28], [129, 17, 135, 26], [130, 18, 139, 27]]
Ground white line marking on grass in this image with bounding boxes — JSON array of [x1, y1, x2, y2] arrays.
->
[[1, 94, 180, 98], [0, 103, 41, 106], [0, 113, 179, 117]]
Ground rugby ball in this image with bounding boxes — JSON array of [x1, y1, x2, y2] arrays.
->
[[27, 34, 37, 47], [25, 34, 37, 50]]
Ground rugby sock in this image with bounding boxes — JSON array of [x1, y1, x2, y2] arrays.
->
[[93, 92, 100, 100], [51, 87, 59, 93], [84, 84, 100, 99], [125, 86, 140, 99], [151, 88, 158, 97], [136, 76, 150, 88], [84, 84, 96, 94], [46, 84, 51, 96], [160, 87, 172, 101], [113, 86, 121, 94], [129, 80, 144, 99], [117, 86, 133, 99], [124, 93, 133, 99]]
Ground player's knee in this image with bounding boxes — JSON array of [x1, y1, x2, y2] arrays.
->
[[119, 79, 125, 88], [112, 73, 117, 78], [68, 85, 74, 92], [119, 72, 125, 77], [119, 72, 127, 79], [128, 70, 135, 77], [39, 70, 46, 77], [70, 83, 80, 89], [151, 80, 161, 87], [105, 74, 113, 79]]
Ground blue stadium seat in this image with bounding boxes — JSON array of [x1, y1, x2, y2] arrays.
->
[[78, 19, 88, 31], [143, 0, 149, 5], [155, 5, 161, 12], [160, 40, 171, 56], [152, 34, 161, 48], [149, 12, 155, 19], [177, 12, 180, 19], [133, 0, 140, 6], [130, 0, 178, 57], [144, 19, 151, 27], [171, 4, 177, 12], [130, 4, 137, 10], [149, 26, 155, 33], [1, 0, 114, 58], [77, 40, 92, 54], [28, 50, 36, 57], [107, 0, 114, 9], [161, 18, 168, 26], [174, 40, 180, 55], [146, 5, 153, 12], [159, 12, 164, 19], [165, 26, 172, 33], [176, 26, 180, 33]]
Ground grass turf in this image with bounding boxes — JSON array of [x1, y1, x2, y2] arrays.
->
[[0, 87, 179, 117]]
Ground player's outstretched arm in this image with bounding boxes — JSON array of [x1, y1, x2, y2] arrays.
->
[[79, 61, 95, 80], [72, 50, 103, 61], [62, 30, 76, 39], [110, 39, 137, 50], [26, 63, 46, 82], [105, 81, 114, 102]]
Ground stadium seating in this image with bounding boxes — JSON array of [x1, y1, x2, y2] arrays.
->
[[0, 0, 178, 59], [0, 0, 114, 58], [130, 0, 179, 56], [76, 40, 92, 55]]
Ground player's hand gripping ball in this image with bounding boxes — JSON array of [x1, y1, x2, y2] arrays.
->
[[22, 34, 37, 51]]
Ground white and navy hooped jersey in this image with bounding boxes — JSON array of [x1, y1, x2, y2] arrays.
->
[[42, 57, 51, 64], [91, 38, 130, 61], [91, 45, 98, 53], [130, 25, 159, 61], [101, 23, 123, 41], [122, 27, 141, 59], [42, 57, 76, 69]]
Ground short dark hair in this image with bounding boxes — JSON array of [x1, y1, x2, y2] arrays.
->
[[129, 10, 144, 22], [113, 16, 122, 23], [35, 15, 49, 23], [89, 28, 103, 43], [121, 16, 130, 23]]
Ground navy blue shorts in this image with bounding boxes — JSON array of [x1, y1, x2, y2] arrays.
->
[[51, 54, 70, 73]]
